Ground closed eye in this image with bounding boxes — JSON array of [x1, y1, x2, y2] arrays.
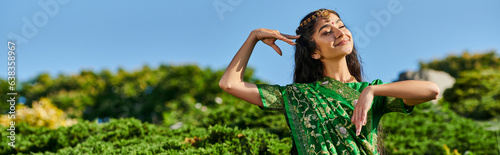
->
[[321, 25, 346, 35]]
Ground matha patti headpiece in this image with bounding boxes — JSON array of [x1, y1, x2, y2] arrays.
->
[[296, 9, 331, 32]]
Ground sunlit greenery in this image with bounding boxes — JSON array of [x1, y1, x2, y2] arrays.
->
[[0, 98, 77, 129], [0, 50, 498, 154], [421, 51, 500, 120], [420, 50, 500, 78]]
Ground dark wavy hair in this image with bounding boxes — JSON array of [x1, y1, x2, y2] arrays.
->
[[293, 8, 363, 83]]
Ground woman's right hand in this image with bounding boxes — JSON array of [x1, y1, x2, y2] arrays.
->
[[251, 28, 300, 56]]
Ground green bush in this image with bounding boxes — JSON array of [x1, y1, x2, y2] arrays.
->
[[15, 64, 263, 123], [419, 50, 499, 78], [2, 106, 495, 155], [420, 50, 500, 120], [0, 78, 13, 114], [0, 118, 291, 154], [160, 91, 290, 139], [381, 102, 497, 154], [442, 69, 500, 120]]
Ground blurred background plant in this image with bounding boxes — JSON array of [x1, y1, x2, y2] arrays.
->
[[420, 51, 500, 120], [0, 98, 77, 129]]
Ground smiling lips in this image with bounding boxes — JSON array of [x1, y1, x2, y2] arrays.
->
[[335, 38, 350, 46]]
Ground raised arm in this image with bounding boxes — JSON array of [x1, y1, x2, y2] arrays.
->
[[218, 28, 299, 107]]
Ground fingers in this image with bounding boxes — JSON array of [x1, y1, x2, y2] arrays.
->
[[351, 110, 359, 135], [275, 33, 296, 46], [355, 123, 362, 136], [280, 33, 301, 39], [256, 29, 297, 46], [351, 108, 368, 136], [353, 115, 364, 136], [256, 29, 298, 55], [268, 43, 282, 56], [352, 111, 361, 136], [358, 112, 367, 136]]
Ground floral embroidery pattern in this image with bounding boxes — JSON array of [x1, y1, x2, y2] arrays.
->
[[336, 124, 348, 138], [256, 77, 412, 154], [256, 84, 285, 111], [385, 96, 410, 113]]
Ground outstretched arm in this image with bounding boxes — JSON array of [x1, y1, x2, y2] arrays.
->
[[367, 80, 440, 106], [351, 80, 439, 135], [219, 29, 299, 107]]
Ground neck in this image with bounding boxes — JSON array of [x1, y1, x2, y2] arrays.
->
[[321, 57, 354, 82]]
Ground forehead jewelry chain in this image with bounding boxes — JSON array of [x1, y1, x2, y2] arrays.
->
[[297, 9, 331, 31]]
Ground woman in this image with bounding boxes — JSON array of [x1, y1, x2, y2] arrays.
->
[[219, 8, 439, 154]]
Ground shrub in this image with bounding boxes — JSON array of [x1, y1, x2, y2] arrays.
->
[[419, 51, 500, 78], [443, 69, 500, 120], [0, 118, 291, 154], [0, 98, 77, 129], [381, 102, 497, 154]]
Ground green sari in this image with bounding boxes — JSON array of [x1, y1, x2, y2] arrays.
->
[[256, 77, 414, 155]]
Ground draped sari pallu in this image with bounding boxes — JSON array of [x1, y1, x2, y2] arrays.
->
[[257, 77, 414, 155]]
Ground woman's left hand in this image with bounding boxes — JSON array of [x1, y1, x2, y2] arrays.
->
[[351, 86, 375, 136]]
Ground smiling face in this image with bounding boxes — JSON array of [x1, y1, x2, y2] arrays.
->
[[294, 9, 363, 83], [311, 13, 354, 60]]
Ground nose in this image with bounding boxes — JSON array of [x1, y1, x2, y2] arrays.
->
[[333, 27, 345, 39]]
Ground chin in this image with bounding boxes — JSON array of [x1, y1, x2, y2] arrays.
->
[[336, 46, 353, 55]]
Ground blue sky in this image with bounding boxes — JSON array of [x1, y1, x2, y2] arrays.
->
[[1, 0, 499, 86]]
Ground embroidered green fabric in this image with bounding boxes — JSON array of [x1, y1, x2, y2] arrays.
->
[[256, 77, 414, 155]]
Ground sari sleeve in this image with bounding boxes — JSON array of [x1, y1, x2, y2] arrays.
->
[[370, 80, 415, 115], [380, 96, 414, 114], [255, 84, 285, 111]]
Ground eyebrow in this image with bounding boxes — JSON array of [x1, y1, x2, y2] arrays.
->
[[318, 19, 343, 33]]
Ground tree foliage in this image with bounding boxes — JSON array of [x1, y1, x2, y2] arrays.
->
[[15, 64, 263, 123], [419, 50, 500, 78], [0, 78, 14, 114], [443, 69, 500, 120], [420, 50, 500, 120]]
